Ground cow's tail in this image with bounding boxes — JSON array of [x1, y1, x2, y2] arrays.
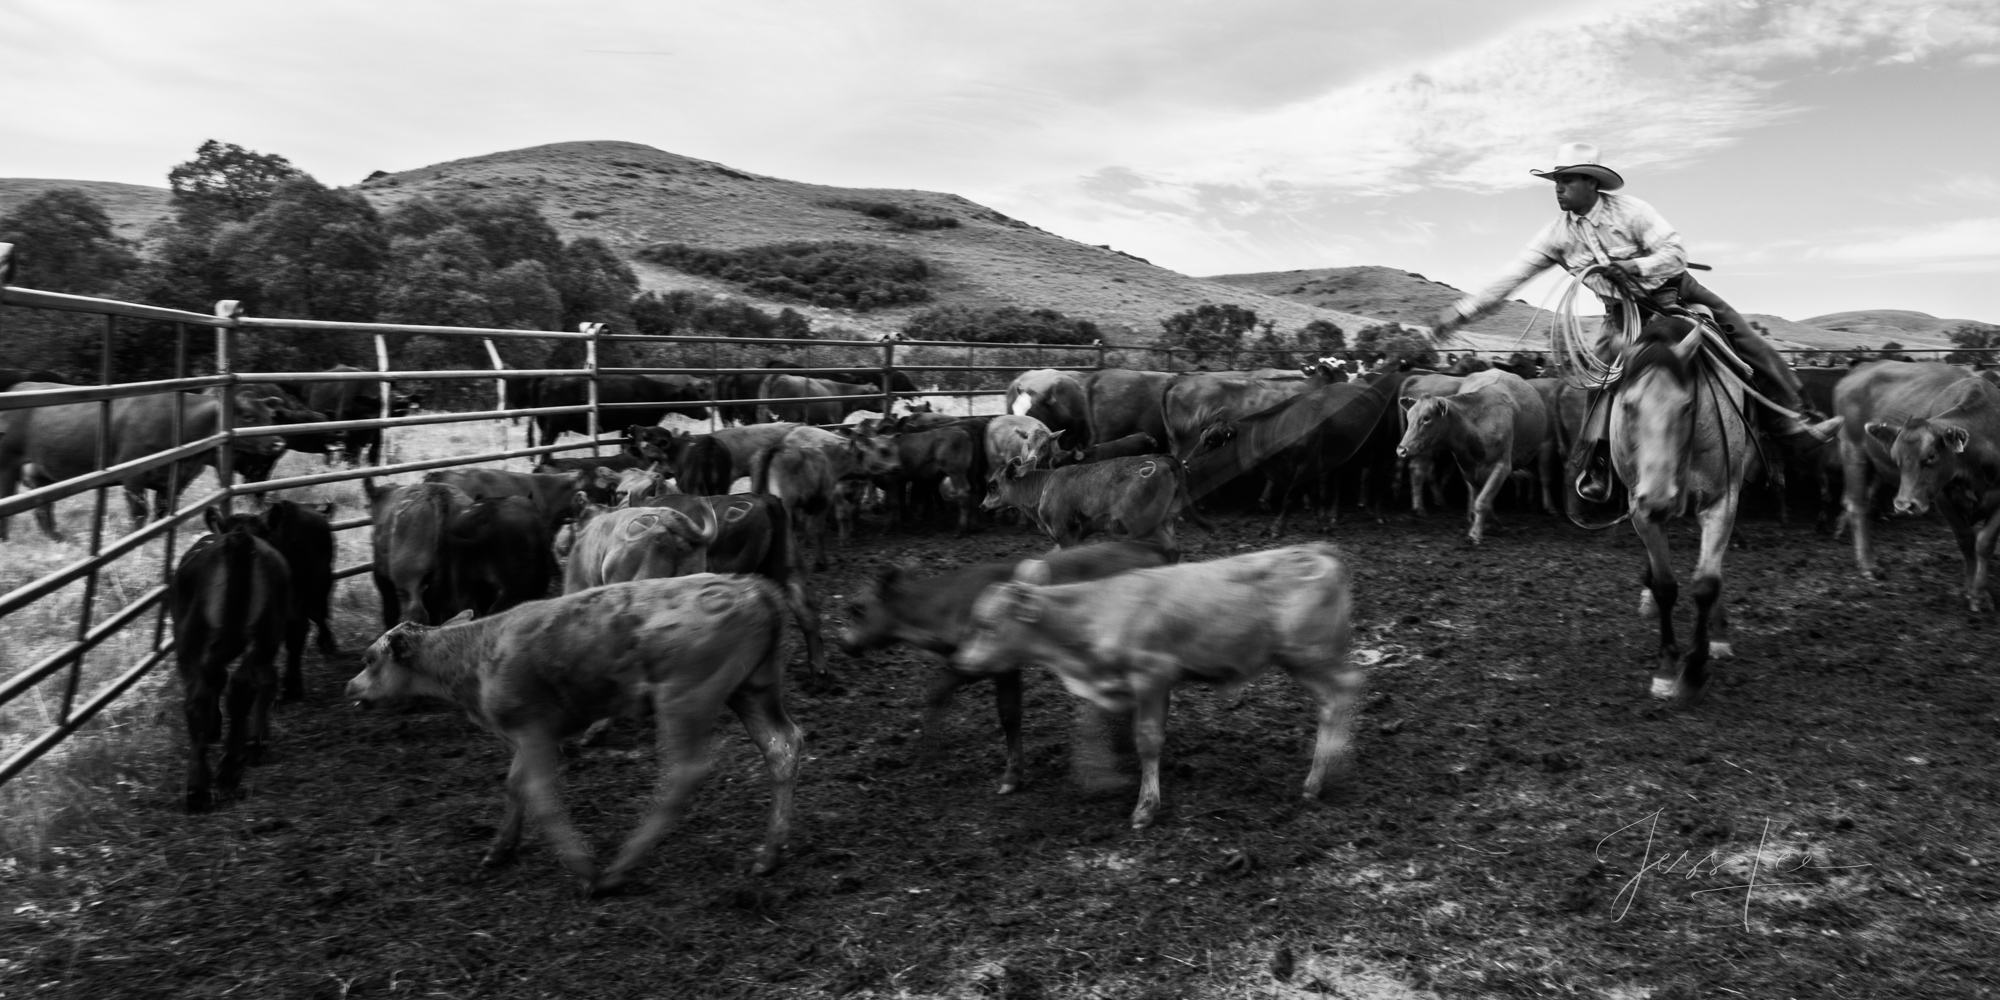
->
[[208, 526, 257, 635], [749, 442, 778, 496]]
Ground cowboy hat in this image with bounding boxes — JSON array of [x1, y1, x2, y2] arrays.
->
[[1529, 142, 1624, 191]]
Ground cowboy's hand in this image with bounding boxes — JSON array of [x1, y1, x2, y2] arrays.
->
[[1430, 307, 1464, 341], [1612, 259, 1643, 276]]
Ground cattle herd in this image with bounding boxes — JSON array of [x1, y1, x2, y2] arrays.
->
[[5, 352, 1997, 896]]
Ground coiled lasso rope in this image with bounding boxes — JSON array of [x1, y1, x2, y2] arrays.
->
[[1547, 263, 1643, 391]]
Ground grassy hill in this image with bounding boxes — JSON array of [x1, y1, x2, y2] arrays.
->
[[1798, 309, 1991, 347], [349, 141, 1386, 342], [1203, 265, 1583, 354], [0, 179, 172, 244]]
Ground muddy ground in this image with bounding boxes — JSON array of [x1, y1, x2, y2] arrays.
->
[[4, 498, 1997, 999]]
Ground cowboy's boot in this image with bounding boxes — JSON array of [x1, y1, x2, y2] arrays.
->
[[1574, 440, 1615, 504]]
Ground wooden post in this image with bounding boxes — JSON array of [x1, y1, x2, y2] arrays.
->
[[375, 333, 392, 467], [1094, 338, 1106, 372], [214, 300, 243, 514], [582, 322, 604, 457], [880, 334, 896, 417], [483, 337, 508, 452]]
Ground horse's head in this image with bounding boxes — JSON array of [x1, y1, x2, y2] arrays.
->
[[1616, 315, 1701, 518]]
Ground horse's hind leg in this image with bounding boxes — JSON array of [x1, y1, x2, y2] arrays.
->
[[1630, 515, 1682, 700]]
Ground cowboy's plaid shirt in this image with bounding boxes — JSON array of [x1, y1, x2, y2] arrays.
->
[[1449, 191, 1688, 321]]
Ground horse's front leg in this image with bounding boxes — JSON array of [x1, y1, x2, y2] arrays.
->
[[1681, 492, 1741, 707], [1629, 513, 1680, 700]]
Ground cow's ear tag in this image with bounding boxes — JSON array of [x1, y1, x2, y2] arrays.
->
[[1944, 426, 1971, 453]]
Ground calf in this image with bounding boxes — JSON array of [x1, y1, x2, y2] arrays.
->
[[1395, 369, 1552, 543], [627, 423, 796, 486], [245, 500, 338, 700], [1836, 361, 1980, 578], [750, 425, 900, 570], [171, 507, 292, 811], [445, 497, 557, 615], [1054, 432, 1160, 466], [1869, 376, 2000, 611], [610, 467, 676, 507], [953, 544, 1358, 829], [985, 415, 1056, 477], [883, 423, 984, 534], [635, 493, 832, 679], [676, 435, 735, 497], [535, 454, 644, 505], [841, 541, 1172, 793], [345, 575, 800, 896], [982, 455, 1196, 559], [564, 497, 719, 592], [368, 481, 473, 629]]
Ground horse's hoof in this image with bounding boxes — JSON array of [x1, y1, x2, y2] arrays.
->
[[1637, 590, 1657, 617], [748, 852, 782, 878], [1707, 641, 1734, 660], [1648, 677, 1675, 700]]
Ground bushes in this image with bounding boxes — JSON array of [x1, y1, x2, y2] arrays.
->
[[901, 304, 1099, 345], [820, 199, 960, 231], [635, 241, 931, 310]]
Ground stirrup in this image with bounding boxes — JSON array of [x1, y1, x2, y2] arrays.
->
[[1574, 467, 1612, 504]]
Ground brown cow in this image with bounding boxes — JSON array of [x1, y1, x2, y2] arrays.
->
[[1835, 361, 1979, 578], [1395, 369, 1553, 543], [758, 374, 875, 425], [984, 415, 1056, 477], [1159, 373, 1309, 461], [367, 480, 473, 629], [1053, 432, 1161, 466], [750, 425, 900, 570], [564, 497, 719, 592], [1005, 369, 1091, 449], [883, 423, 983, 534], [1081, 369, 1173, 447], [841, 541, 1172, 793], [1394, 372, 1467, 514], [0, 385, 286, 540], [627, 423, 797, 486], [422, 467, 605, 536], [171, 507, 291, 812], [345, 574, 800, 896], [982, 455, 1198, 559], [1864, 375, 2000, 610], [953, 544, 1359, 829]]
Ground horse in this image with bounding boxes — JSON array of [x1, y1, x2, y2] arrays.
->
[[1609, 312, 1757, 706]]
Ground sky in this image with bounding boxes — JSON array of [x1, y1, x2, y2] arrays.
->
[[3, 0, 1997, 323]]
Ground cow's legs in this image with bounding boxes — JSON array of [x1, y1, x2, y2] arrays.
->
[[178, 633, 222, 813], [1127, 672, 1174, 830], [1974, 507, 2000, 614], [373, 571, 400, 632], [1286, 651, 1362, 801], [991, 670, 1025, 795], [1941, 502, 1997, 613], [1630, 513, 1682, 700], [213, 638, 264, 794], [1841, 437, 1884, 578], [719, 681, 802, 877], [281, 614, 309, 702], [1465, 460, 1512, 544], [778, 577, 830, 678], [514, 729, 596, 892], [594, 693, 720, 895]]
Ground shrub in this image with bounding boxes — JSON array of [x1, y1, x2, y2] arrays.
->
[[635, 241, 931, 310], [901, 304, 1098, 345], [821, 199, 960, 231]]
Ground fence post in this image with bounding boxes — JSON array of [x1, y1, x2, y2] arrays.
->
[[1094, 338, 1106, 371], [214, 300, 242, 515], [375, 333, 392, 467], [0, 244, 11, 343], [583, 322, 604, 458], [64, 312, 119, 724], [155, 321, 189, 651], [483, 337, 507, 451], [881, 334, 897, 416]]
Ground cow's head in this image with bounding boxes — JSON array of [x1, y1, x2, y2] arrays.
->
[[625, 425, 680, 470], [346, 612, 473, 708], [230, 391, 290, 455], [1395, 396, 1455, 460], [955, 561, 1054, 677], [613, 467, 672, 507], [835, 426, 901, 476], [1872, 416, 1969, 516]]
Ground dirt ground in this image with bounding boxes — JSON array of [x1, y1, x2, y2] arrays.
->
[[3, 495, 1997, 999]]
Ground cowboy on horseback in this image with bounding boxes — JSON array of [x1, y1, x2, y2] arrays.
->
[[1430, 142, 1834, 503]]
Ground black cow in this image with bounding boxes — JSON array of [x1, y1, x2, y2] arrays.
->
[[445, 496, 557, 617], [243, 500, 339, 701], [171, 507, 291, 812], [304, 366, 420, 466], [524, 375, 710, 446], [233, 384, 339, 490]]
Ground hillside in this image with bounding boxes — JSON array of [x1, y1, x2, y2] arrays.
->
[[1203, 265, 1579, 353], [349, 141, 1386, 342], [1798, 309, 1990, 347], [0, 179, 172, 244]]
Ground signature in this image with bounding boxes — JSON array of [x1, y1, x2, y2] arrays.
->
[[1593, 809, 1873, 927]]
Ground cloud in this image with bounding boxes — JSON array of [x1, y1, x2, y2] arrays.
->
[[1805, 217, 2000, 272]]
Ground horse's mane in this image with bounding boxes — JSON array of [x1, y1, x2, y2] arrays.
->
[[1621, 315, 1695, 387]]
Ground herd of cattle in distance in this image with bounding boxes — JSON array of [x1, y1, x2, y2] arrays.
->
[[5, 348, 1998, 896]]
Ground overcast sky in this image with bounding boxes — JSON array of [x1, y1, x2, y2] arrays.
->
[[4, 0, 1996, 322]]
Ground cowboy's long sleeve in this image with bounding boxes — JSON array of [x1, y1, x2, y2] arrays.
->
[[1618, 201, 1686, 290], [1449, 222, 1563, 321]]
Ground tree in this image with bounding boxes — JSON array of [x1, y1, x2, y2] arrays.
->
[[1159, 304, 1259, 364], [1352, 322, 1435, 370], [166, 140, 302, 232], [484, 260, 563, 332], [0, 188, 139, 294], [902, 303, 1097, 344], [217, 176, 388, 323], [553, 237, 638, 332], [1298, 319, 1345, 355], [1944, 322, 2000, 365], [385, 194, 562, 273]]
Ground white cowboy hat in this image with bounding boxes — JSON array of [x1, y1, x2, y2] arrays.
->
[[1528, 142, 1624, 191]]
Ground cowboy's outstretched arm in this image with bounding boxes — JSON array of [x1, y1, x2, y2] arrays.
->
[[1434, 225, 1562, 337]]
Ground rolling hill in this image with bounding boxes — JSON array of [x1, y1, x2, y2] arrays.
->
[[5, 143, 1989, 355]]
